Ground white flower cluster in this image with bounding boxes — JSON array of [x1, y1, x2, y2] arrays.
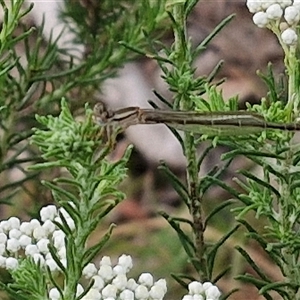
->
[[0, 205, 74, 272], [181, 281, 221, 300], [50, 255, 167, 300], [246, 0, 300, 45]]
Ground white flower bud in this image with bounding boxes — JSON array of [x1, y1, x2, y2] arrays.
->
[[120, 289, 134, 300], [281, 27, 298, 44], [253, 11, 269, 27], [246, 0, 263, 13], [284, 6, 300, 24], [46, 258, 59, 272], [40, 205, 58, 222], [149, 284, 166, 299], [205, 285, 221, 299], [134, 285, 149, 299], [37, 238, 50, 254], [42, 220, 56, 235], [7, 217, 20, 230], [32, 253, 45, 265], [0, 255, 6, 267], [76, 284, 84, 297], [20, 222, 33, 236], [100, 256, 112, 266], [6, 238, 20, 253], [25, 244, 39, 256], [82, 263, 97, 279], [127, 278, 138, 291], [49, 288, 60, 300], [33, 226, 47, 240], [6, 257, 18, 270], [92, 275, 105, 290], [0, 244, 5, 255], [280, 0, 292, 8], [118, 254, 133, 272], [266, 3, 283, 20], [294, 0, 300, 8], [188, 281, 204, 295], [112, 274, 128, 290], [0, 233, 7, 244], [9, 229, 21, 239], [98, 264, 114, 281], [19, 234, 32, 248], [138, 273, 153, 287], [102, 284, 117, 298]]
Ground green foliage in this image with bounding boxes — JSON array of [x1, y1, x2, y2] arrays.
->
[[2, 0, 300, 299]]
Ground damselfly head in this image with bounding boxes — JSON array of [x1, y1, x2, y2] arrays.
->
[[93, 102, 114, 125]]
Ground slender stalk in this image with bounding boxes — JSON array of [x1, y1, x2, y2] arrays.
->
[[170, 1, 208, 280]]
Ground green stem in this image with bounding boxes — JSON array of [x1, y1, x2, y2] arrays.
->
[[170, 0, 208, 280]]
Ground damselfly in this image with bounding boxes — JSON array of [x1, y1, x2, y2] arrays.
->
[[93, 102, 300, 136]]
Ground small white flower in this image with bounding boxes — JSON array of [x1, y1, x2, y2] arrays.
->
[[149, 284, 166, 299], [118, 254, 133, 272], [284, 5, 300, 24], [134, 285, 149, 299], [138, 273, 153, 287], [0, 255, 6, 267], [19, 234, 32, 248], [6, 257, 18, 270], [36, 238, 50, 254], [120, 289, 134, 300], [113, 264, 126, 275], [58, 247, 66, 259], [0, 232, 7, 244], [0, 221, 9, 232], [46, 258, 59, 272], [76, 284, 84, 297], [253, 11, 269, 27], [7, 217, 20, 230], [25, 244, 39, 256], [6, 238, 20, 253], [281, 27, 298, 44], [266, 3, 283, 20], [9, 228, 22, 239], [42, 220, 56, 235], [294, 0, 300, 8], [58, 207, 71, 220], [126, 278, 138, 291], [49, 287, 60, 300], [100, 256, 112, 266], [154, 279, 167, 294], [53, 230, 66, 250], [33, 225, 47, 240], [182, 296, 194, 300], [83, 263, 98, 279], [98, 264, 114, 281], [112, 274, 128, 290], [102, 284, 117, 298], [19, 222, 33, 236], [40, 205, 58, 222], [205, 285, 221, 299], [246, 0, 263, 13], [0, 244, 6, 255], [92, 275, 105, 290], [30, 219, 41, 229], [32, 253, 45, 265], [280, 0, 292, 8], [188, 281, 204, 295]]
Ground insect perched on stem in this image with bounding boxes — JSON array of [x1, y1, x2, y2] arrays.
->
[[93, 102, 300, 136]]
